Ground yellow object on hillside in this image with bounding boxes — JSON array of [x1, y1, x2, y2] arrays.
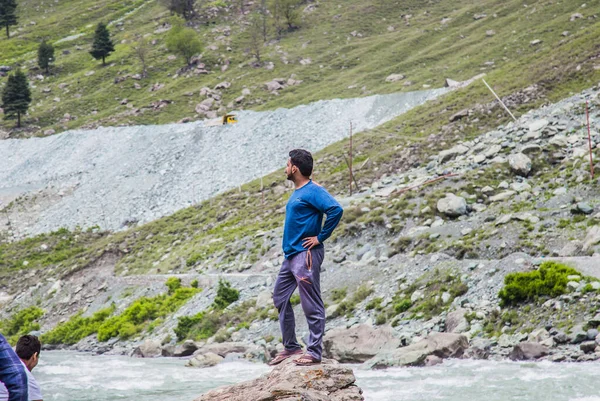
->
[[205, 114, 238, 127]]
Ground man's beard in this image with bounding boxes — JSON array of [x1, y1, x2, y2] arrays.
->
[[286, 173, 294, 181]]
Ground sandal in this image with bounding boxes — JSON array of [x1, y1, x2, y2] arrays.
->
[[293, 353, 321, 366], [268, 348, 303, 366]]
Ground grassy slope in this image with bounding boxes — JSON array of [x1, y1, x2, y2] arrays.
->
[[1, 0, 600, 283], [0, 0, 596, 134]]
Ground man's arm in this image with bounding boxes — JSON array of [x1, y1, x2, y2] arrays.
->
[[314, 187, 343, 244], [0, 335, 28, 401]]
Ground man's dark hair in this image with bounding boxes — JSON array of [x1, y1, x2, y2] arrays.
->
[[16, 335, 41, 360], [289, 149, 313, 177]]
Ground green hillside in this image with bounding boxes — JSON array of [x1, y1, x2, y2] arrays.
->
[[0, 0, 598, 137], [1, 0, 600, 283]]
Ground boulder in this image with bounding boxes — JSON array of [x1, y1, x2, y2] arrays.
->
[[323, 324, 401, 363], [438, 144, 469, 163], [445, 309, 469, 333], [385, 74, 405, 83], [132, 339, 162, 358], [508, 153, 532, 176], [186, 352, 224, 368], [194, 358, 363, 401], [255, 290, 273, 309], [583, 226, 600, 251], [214, 81, 231, 90], [364, 333, 469, 369], [449, 109, 469, 122], [527, 328, 550, 343], [580, 341, 597, 354], [265, 80, 284, 91], [162, 339, 198, 357], [437, 194, 468, 217], [508, 342, 549, 361]]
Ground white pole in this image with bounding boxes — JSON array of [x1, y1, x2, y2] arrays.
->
[[482, 79, 517, 122]]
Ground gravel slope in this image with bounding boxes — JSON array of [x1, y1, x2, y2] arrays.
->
[[0, 89, 447, 236]]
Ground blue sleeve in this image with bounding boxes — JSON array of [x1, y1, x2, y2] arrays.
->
[[0, 335, 28, 401], [312, 187, 343, 244]]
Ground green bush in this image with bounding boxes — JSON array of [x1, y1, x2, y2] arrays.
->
[[1, 306, 44, 344], [166, 277, 182, 294], [498, 261, 580, 306], [331, 287, 347, 302], [394, 299, 412, 314], [366, 297, 383, 311], [44, 282, 199, 344], [42, 307, 113, 345], [190, 279, 199, 289], [97, 287, 199, 342], [290, 294, 301, 306], [213, 279, 239, 310]]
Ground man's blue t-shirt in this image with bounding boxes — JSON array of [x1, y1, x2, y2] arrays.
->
[[282, 181, 343, 259]]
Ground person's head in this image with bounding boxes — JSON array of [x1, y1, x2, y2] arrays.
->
[[286, 149, 313, 181], [16, 335, 41, 371]]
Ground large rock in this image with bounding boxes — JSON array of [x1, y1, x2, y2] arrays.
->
[[438, 144, 469, 163], [186, 352, 224, 368], [365, 333, 469, 369], [162, 339, 199, 357], [323, 324, 401, 363], [583, 226, 600, 251], [132, 339, 162, 358], [195, 358, 363, 401], [445, 309, 469, 333], [508, 342, 549, 361], [437, 194, 468, 217], [255, 290, 273, 309], [508, 153, 532, 176]]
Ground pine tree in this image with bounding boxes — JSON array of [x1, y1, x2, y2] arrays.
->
[[89, 22, 115, 66], [0, 0, 18, 38], [1, 69, 32, 128], [38, 40, 55, 74]]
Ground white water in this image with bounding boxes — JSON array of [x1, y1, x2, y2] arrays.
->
[[35, 352, 600, 401]]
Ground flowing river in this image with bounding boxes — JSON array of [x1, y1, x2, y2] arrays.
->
[[35, 352, 600, 401]]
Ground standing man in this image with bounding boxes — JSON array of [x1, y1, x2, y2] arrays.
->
[[270, 149, 343, 366], [0, 333, 28, 401]]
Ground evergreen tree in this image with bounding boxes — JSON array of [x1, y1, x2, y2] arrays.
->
[[38, 40, 55, 74], [1, 69, 31, 128], [0, 0, 18, 38], [89, 22, 115, 66], [162, 0, 196, 20]]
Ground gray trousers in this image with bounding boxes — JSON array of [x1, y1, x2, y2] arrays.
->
[[273, 247, 325, 360]]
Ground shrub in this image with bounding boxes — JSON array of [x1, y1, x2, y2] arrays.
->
[[1, 306, 44, 344], [42, 307, 113, 345], [290, 294, 301, 306], [393, 299, 412, 314], [166, 277, 182, 294], [331, 288, 347, 302], [44, 283, 199, 344], [365, 297, 383, 311], [375, 313, 387, 325], [190, 279, 199, 288], [498, 261, 580, 306], [213, 279, 239, 310]]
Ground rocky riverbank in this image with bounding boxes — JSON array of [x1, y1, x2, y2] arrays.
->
[[6, 84, 600, 371]]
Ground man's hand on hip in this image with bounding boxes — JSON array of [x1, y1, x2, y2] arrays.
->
[[302, 236, 320, 250]]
